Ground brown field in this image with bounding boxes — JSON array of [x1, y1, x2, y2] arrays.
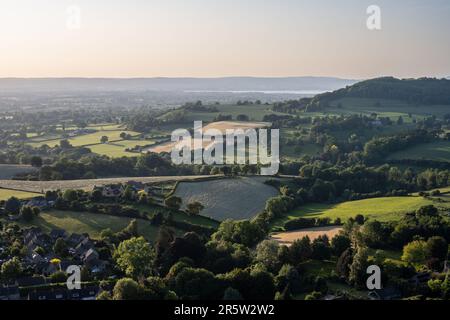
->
[[271, 226, 343, 246], [145, 121, 270, 154], [202, 121, 270, 131], [0, 175, 218, 193]]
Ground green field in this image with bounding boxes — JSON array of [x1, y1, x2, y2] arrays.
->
[[159, 104, 282, 123], [25, 123, 155, 158], [325, 97, 450, 119], [173, 177, 279, 221], [86, 139, 154, 157], [270, 195, 439, 230], [0, 188, 41, 201], [387, 141, 450, 162], [14, 210, 162, 241], [131, 203, 220, 229], [281, 143, 323, 160]]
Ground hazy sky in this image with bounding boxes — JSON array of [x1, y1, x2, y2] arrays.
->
[[1, 0, 449, 78]]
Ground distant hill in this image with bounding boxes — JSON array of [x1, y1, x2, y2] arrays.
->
[[303, 77, 450, 110], [0, 77, 355, 93]]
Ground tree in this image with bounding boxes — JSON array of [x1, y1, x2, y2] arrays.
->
[[361, 220, 386, 248], [426, 236, 448, 261], [164, 196, 182, 210], [1, 257, 22, 280], [311, 238, 331, 260], [100, 135, 109, 144], [223, 287, 243, 300], [53, 238, 68, 257], [331, 234, 351, 257], [114, 237, 155, 279], [120, 132, 127, 139], [20, 206, 35, 222], [62, 189, 78, 202], [402, 240, 428, 264], [60, 139, 72, 149], [112, 278, 142, 300], [236, 114, 249, 121], [336, 248, 353, 279], [255, 240, 280, 272], [248, 269, 276, 300], [275, 264, 301, 294], [349, 246, 369, 288], [50, 271, 67, 283], [289, 236, 312, 263], [186, 201, 204, 216], [122, 219, 139, 237], [4, 197, 21, 215], [30, 156, 43, 167], [174, 267, 220, 299], [32, 207, 40, 216], [96, 291, 112, 300]]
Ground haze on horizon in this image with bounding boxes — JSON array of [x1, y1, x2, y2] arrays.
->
[[1, 0, 449, 79]]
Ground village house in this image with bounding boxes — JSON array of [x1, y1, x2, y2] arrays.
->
[[27, 286, 99, 300], [99, 184, 125, 198], [25, 197, 51, 210]]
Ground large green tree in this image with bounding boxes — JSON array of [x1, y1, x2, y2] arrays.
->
[[114, 237, 155, 279]]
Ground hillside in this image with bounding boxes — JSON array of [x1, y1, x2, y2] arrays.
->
[[304, 77, 450, 111]]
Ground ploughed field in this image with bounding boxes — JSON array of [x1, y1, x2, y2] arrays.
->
[[271, 226, 343, 246], [173, 176, 279, 221]]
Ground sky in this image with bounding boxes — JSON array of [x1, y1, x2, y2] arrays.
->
[[0, 0, 449, 79]]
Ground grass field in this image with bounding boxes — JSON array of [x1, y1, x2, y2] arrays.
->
[[270, 195, 438, 230], [87, 139, 155, 157], [173, 176, 279, 221], [131, 203, 220, 229], [387, 141, 450, 162], [0, 188, 41, 201], [0, 175, 218, 193], [281, 143, 323, 160], [14, 210, 162, 241], [159, 104, 282, 123], [325, 97, 450, 119]]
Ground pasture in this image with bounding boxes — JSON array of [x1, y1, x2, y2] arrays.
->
[[270, 195, 438, 230], [0, 188, 41, 201], [326, 97, 450, 119], [159, 103, 281, 123], [387, 141, 450, 162], [0, 175, 218, 193], [87, 139, 154, 158], [173, 176, 279, 221], [15, 210, 161, 241]]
